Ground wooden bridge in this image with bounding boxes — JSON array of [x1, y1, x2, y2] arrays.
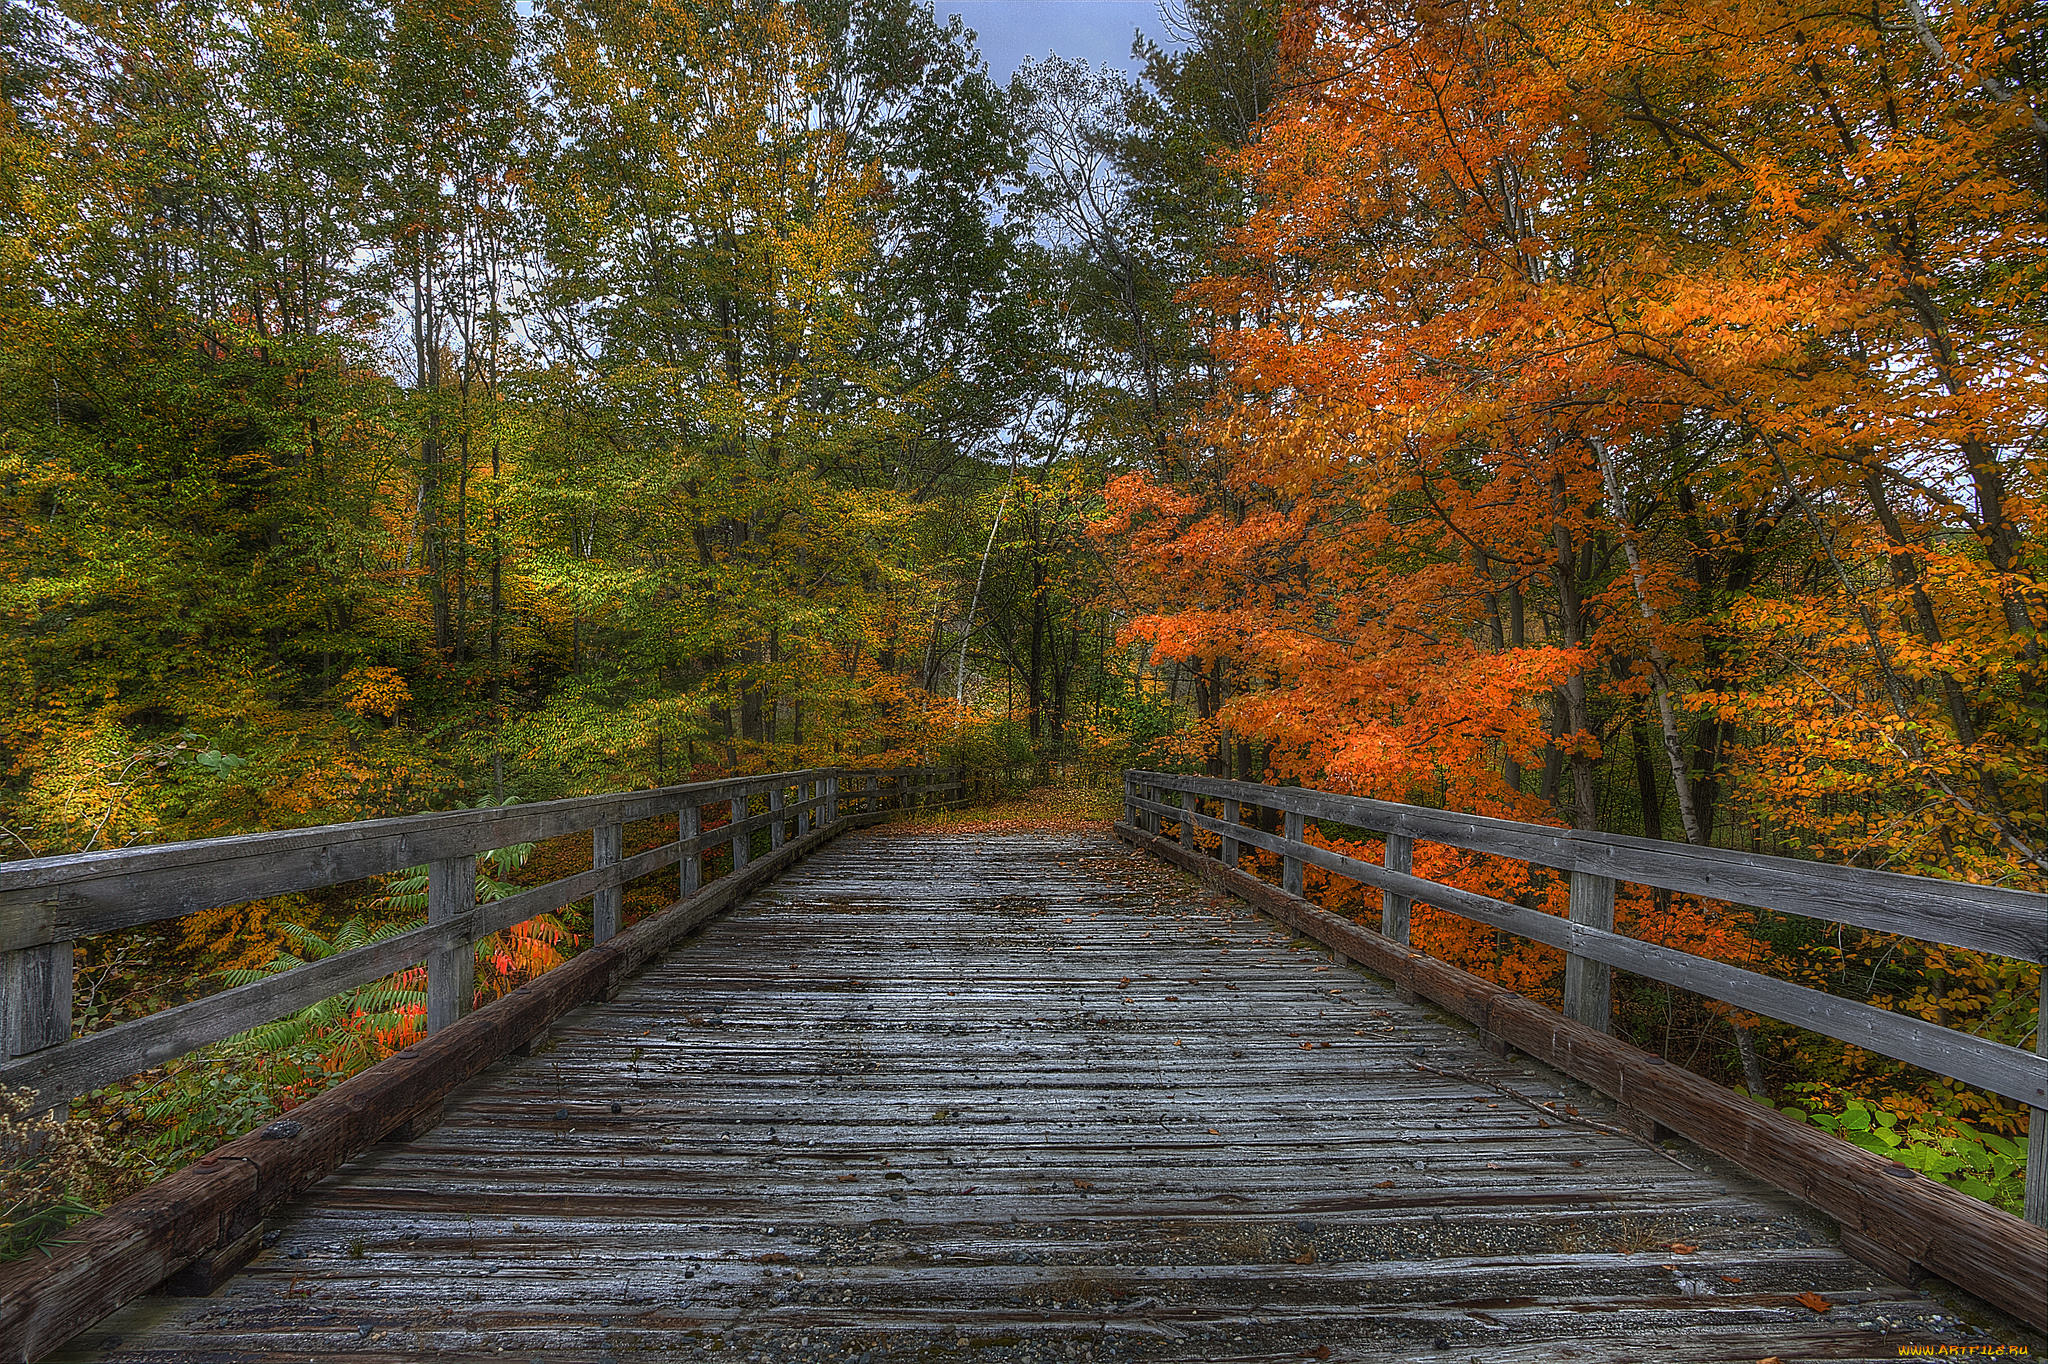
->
[[1, 768, 2043, 1361]]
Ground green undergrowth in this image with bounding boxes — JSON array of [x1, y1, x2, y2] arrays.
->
[[1763, 1084, 2030, 1217]]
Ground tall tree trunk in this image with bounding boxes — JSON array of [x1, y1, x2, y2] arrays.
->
[[1594, 439, 1702, 845], [1548, 481, 1598, 830], [1631, 718, 1665, 840]]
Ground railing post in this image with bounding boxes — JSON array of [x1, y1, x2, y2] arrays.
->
[[2028, 970, 2046, 1228], [1122, 772, 1135, 827], [1220, 796, 1240, 870], [426, 855, 474, 1034], [825, 772, 839, 826], [1382, 833, 1412, 945], [1564, 870, 1616, 1033], [770, 784, 787, 850], [1180, 789, 1196, 851], [592, 821, 622, 944], [2, 941, 72, 1080], [866, 772, 878, 814], [680, 802, 701, 898], [731, 794, 750, 872], [1283, 808, 1305, 897]]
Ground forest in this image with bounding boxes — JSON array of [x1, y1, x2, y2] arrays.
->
[[1, 0, 2042, 1226]]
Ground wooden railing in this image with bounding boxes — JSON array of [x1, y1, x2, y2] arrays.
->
[[0, 765, 960, 1113], [1119, 769, 2046, 1325]]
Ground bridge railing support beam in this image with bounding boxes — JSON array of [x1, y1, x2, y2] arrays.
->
[[426, 856, 475, 1034], [2, 942, 70, 1061], [731, 795, 750, 872], [1381, 833, 1411, 947], [1563, 870, 1614, 1034], [680, 801, 701, 899], [593, 822, 623, 945], [2030, 972, 2045, 1228], [1282, 809, 1305, 897]]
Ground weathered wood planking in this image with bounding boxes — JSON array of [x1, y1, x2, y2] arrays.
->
[[0, 769, 952, 952], [1119, 820, 2048, 1332], [0, 803, 765, 1108], [0, 773, 814, 952], [0, 771, 955, 1111], [1129, 793, 2048, 1107], [0, 813, 878, 1364], [51, 831, 2024, 1364], [1133, 770, 2048, 964]]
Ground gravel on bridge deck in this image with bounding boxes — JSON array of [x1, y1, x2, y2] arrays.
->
[[59, 829, 2009, 1363]]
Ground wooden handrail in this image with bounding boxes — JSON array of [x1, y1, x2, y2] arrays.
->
[[1122, 770, 2047, 1231], [0, 766, 960, 1111], [1126, 772, 2048, 962]]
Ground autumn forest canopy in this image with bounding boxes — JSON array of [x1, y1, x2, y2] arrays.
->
[[1, 0, 2044, 1190]]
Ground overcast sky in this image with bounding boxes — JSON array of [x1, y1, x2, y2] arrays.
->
[[946, 1, 1166, 82]]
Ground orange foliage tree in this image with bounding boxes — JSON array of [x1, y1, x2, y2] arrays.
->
[[1099, 0, 2045, 1109]]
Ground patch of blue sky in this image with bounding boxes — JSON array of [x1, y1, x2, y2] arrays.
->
[[944, 1, 1170, 82]]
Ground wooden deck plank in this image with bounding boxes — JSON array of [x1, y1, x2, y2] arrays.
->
[[55, 831, 2027, 1362]]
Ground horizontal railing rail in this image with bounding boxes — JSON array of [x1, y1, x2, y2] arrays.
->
[[0, 765, 960, 1111], [1121, 770, 2046, 1231]]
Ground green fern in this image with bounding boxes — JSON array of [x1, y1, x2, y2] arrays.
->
[[380, 796, 536, 915], [222, 798, 541, 1062], [221, 916, 429, 1061]]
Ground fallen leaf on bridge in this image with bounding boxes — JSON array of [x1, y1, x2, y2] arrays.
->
[[1793, 1292, 1832, 1313], [1294, 1248, 1317, 1264], [1073, 1179, 1094, 1190], [1374, 1179, 1395, 1189], [1669, 1243, 1697, 1254]]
